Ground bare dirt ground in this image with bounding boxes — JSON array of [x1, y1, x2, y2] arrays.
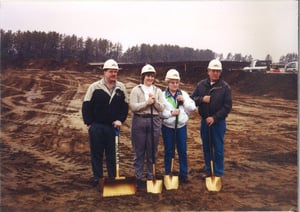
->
[[0, 69, 298, 211]]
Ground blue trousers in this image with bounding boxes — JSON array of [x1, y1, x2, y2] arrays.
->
[[162, 125, 188, 177], [200, 120, 226, 176], [88, 123, 116, 179]]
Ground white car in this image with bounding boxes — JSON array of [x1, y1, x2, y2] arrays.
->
[[285, 61, 298, 74], [243, 60, 271, 73]]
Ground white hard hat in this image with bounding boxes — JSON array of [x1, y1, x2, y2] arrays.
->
[[141, 64, 156, 75], [208, 59, 222, 70], [165, 69, 180, 81], [103, 59, 119, 70]]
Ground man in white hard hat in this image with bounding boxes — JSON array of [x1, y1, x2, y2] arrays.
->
[[129, 64, 165, 189], [82, 59, 129, 189], [191, 59, 232, 182], [160, 69, 196, 183]]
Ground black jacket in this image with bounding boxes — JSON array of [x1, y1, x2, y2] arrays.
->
[[191, 78, 232, 122], [82, 79, 128, 126]]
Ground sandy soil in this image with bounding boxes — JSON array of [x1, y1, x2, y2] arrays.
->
[[0, 69, 298, 211]]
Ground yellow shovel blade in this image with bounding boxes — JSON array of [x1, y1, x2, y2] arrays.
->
[[102, 176, 137, 197], [146, 179, 163, 194], [205, 176, 222, 192], [164, 175, 179, 190]]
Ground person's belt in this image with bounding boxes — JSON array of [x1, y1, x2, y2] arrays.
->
[[134, 114, 158, 118]]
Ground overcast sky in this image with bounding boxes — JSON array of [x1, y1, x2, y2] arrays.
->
[[0, 0, 298, 61]]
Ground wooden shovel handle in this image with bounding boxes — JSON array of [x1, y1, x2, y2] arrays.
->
[[114, 127, 120, 178]]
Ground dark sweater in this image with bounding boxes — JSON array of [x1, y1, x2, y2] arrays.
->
[[82, 79, 128, 126], [190, 78, 232, 122]]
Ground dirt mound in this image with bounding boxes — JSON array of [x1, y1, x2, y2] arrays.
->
[[176, 69, 298, 100], [223, 71, 298, 100], [6, 58, 91, 72]]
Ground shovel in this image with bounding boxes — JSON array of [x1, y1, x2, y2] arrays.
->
[[147, 105, 163, 194], [102, 128, 137, 197], [205, 126, 222, 192], [164, 104, 179, 190]]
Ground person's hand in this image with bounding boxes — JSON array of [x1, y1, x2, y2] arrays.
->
[[113, 120, 122, 128], [202, 95, 211, 103], [171, 109, 180, 116], [147, 93, 155, 105], [206, 116, 214, 126], [176, 95, 184, 105]]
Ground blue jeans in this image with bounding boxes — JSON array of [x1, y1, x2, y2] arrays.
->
[[88, 123, 116, 179], [200, 120, 226, 176], [162, 125, 188, 177]]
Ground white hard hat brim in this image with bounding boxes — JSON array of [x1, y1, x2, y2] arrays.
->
[[103, 67, 122, 70], [208, 67, 222, 70]]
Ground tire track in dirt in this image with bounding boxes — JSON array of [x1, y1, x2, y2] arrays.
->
[[1, 70, 90, 173], [1, 132, 84, 172]]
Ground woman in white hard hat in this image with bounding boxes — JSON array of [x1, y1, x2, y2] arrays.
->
[[160, 69, 196, 183], [82, 59, 129, 189], [190, 59, 232, 181], [129, 64, 165, 189]]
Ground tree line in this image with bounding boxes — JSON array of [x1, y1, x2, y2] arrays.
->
[[1, 29, 298, 68]]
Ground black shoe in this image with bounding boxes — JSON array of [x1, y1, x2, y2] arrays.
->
[[98, 178, 104, 192], [90, 177, 99, 187], [96, 183, 101, 192], [136, 179, 143, 189], [179, 176, 190, 183]]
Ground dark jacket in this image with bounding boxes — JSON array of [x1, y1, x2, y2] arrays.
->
[[82, 79, 128, 126], [191, 78, 232, 122]]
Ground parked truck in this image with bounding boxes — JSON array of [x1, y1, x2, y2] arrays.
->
[[243, 60, 272, 73]]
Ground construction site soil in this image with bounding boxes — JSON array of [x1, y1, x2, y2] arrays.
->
[[1, 62, 298, 211]]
